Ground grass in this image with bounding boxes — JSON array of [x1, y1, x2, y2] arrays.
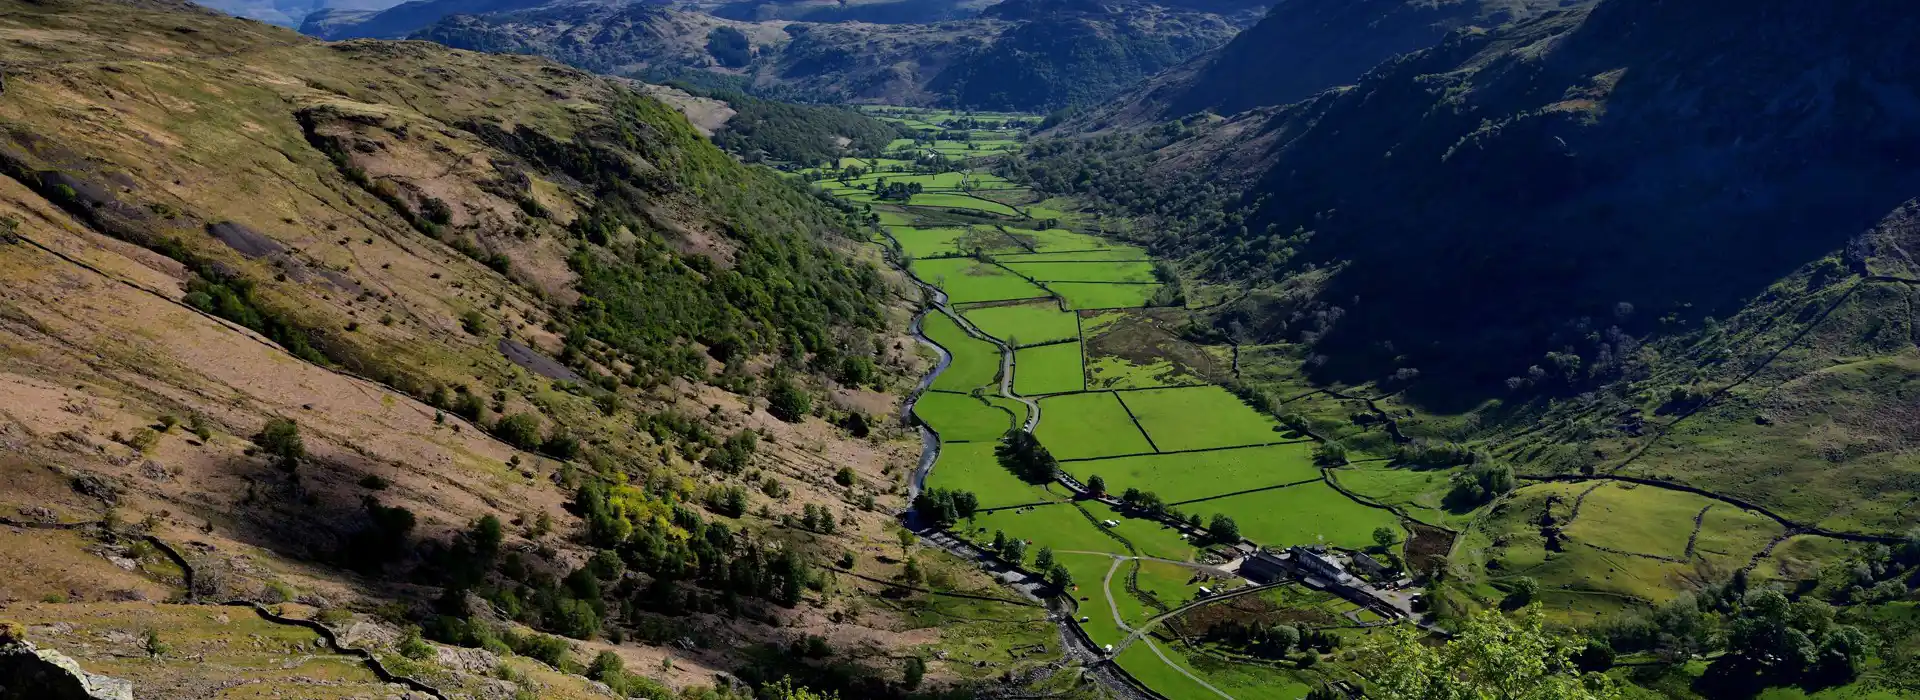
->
[[959, 503, 1128, 558], [914, 392, 1015, 442], [1116, 642, 1225, 699], [1085, 501, 1201, 562], [1328, 464, 1463, 527], [1117, 386, 1288, 452], [1189, 482, 1402, 550], [1013, 342, 1085, 396], [1052, 282, 1163, 310], [925, 441, 1067, 509], [1003, 260, 1159, 283], [1133, 558, 1207, 610], [1035, 392, 1156, 460], [890, 226, 996, 258], [1693, 504, 1788, 571], [904, 192, 1022, 216], [912, 257, 1050, 304], [1063, 442, 1321, 504], [1564, 482, 1716, 559], [922, 311, 1000, 392], [1058, 552, 1129, 647], [962, 302, 1079, 346], [997, 250, 1152, 262], [985, 394, 1031, 430], [1003, 228, 1120, 253]]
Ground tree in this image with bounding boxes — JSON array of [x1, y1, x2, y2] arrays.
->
[[1357, 606, 1622, 700], [588, 650, 624, 682], [1034, 546, 1055, 572], [1313, 440, 1348, 466], [1373, 526, 1399, 551], [492, 412, 542, 450], [1047, 563, 1073, 589], [895, 526, 915, 559], [763, 677, 839, 700], [1086, 474, 1106, 496], [254, 417, 304, 468], [1207, 514, 1241, 544], [768, 378, 812, 423], [1269, 624, 1301, 653], [1505, 576, 1541, 608], [903, 656, 926, 690], [996, 430, 1059, 483], [1001, 538, 1027, 565]]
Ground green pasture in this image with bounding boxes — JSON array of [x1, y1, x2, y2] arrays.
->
[[996, 249, 1153, 263], [1002, 227, 1121, 253], [913, 257, 1050, 304], [874, 209, 915, 227], [960, 504, 1127, 559], [922, 311, 1000, 392], [890, 225, 1013, 258], [924, 441, 1067, 509], [1083, 501, 1199, 562], [904, 192, 1023, 216], [985, 394, 1031, 431], [1035, 392, 1156, 460], [1117, 386, 1287, 452], [1693, 504, 1787, 570], [1067, 442, 1321, 504], [1058, 552, 1129, 647], [1004, 260, 1159, 283], [1133, 559, 1206, 610], [1053, 282, 1163, 309], [1564, 482, 1714, 559], [1115, 643, 1224, 700], [1192, 482, 1401, 550], [963, 302, 1079, 346], [1013, 342, 1084, 396], [914, 392, 1015, 442], [1327, 464, 1460, 527]]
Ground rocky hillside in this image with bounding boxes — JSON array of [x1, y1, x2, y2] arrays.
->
[[0, 0, 1034, 697], [307, 0, 1254, 109]]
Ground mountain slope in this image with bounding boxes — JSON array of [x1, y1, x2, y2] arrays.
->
[[0, 0, 1035, 696]]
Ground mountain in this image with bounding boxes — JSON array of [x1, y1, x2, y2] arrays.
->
[[311, 0, 1253, 109], [0, 0, 1041, 697], [192, 0, 403, 27]]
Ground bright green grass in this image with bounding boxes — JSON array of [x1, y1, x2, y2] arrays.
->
[[1085, 355, 1206, 390], [1117, 386, 1287, 452], [1192, 482, 1402, 549], [1180, 646, 1320, 700], [913, 257, 1050, 304], [1058, 552, 1128, 647], [1053, 282, 1163, 309], [1564, 482, 1715, 558], [890, 226, 1016, 258], [904, 192, 1022, 216], [962, 302, 1079, 346], [924, 441, 1066, 509], [1693, 504, 1788, 571], [996, 249, 1153, 263], [914, 392, 1014, 442], [1003, 260, 1159, 283], [1327, 465, 1461, 528], [1116, 642, 1224, 700], [1035, 392, 1155, 460], [1004, 228, 1116, 252], [1084, 501, 1199, 562], [922, 311, 1000, 392], [1133, 559, 1205, 611], [960, 504, 1128, 558], [1014, 342, 1084, 396], [1065, 442, 1321, 504], [873, 209, 915, 227]]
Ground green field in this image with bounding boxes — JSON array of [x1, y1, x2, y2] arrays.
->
[[1003, 260, 1159, 283], [874, 209, 916, 227], [1083, 501, 1199, 562], [1052, 282, 1163, 309], [924, 441, 1067, 509], [1058, 552, 1129, 647], [1327, 464, 1460, 527], [1013, 342, 1084, 396], [1117, 386, 1287, 452], [1116, 643, 1227, 700], [913, 391, 1016, 442], [985, 394, 1031, 431], [960, 503, 1127, 558], [1190, 482, 1402, 549], [890, 225, 1017, 258], [913, 257, 1051, 304], [904, 192, 1022, 216], [1003, 228, 1124, 253], [922, 311, 1000, 392], [962, 302, 1079, 346], [1564, 482, 1716, 558], [1035, 392, 1155, 460], [1064, 442, 1321, 504], [996, 249, 1152, 263]]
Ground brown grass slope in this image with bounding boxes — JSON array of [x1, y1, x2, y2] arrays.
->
[[0, 0, 997, 695]]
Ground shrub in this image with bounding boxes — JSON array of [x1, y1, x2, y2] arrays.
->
[[492, 413, 542, 450], [254, 418, 304, 468]]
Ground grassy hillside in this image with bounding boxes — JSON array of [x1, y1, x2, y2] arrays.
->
[[0, 1, 1068, 697]]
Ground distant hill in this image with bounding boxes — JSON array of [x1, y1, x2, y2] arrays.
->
[[192, 0, 403, 27], [308, 0, 1256, 110]]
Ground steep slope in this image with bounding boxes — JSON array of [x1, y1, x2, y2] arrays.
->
[[0, 0, 1032, 697], [192, 0, 403, 27]]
